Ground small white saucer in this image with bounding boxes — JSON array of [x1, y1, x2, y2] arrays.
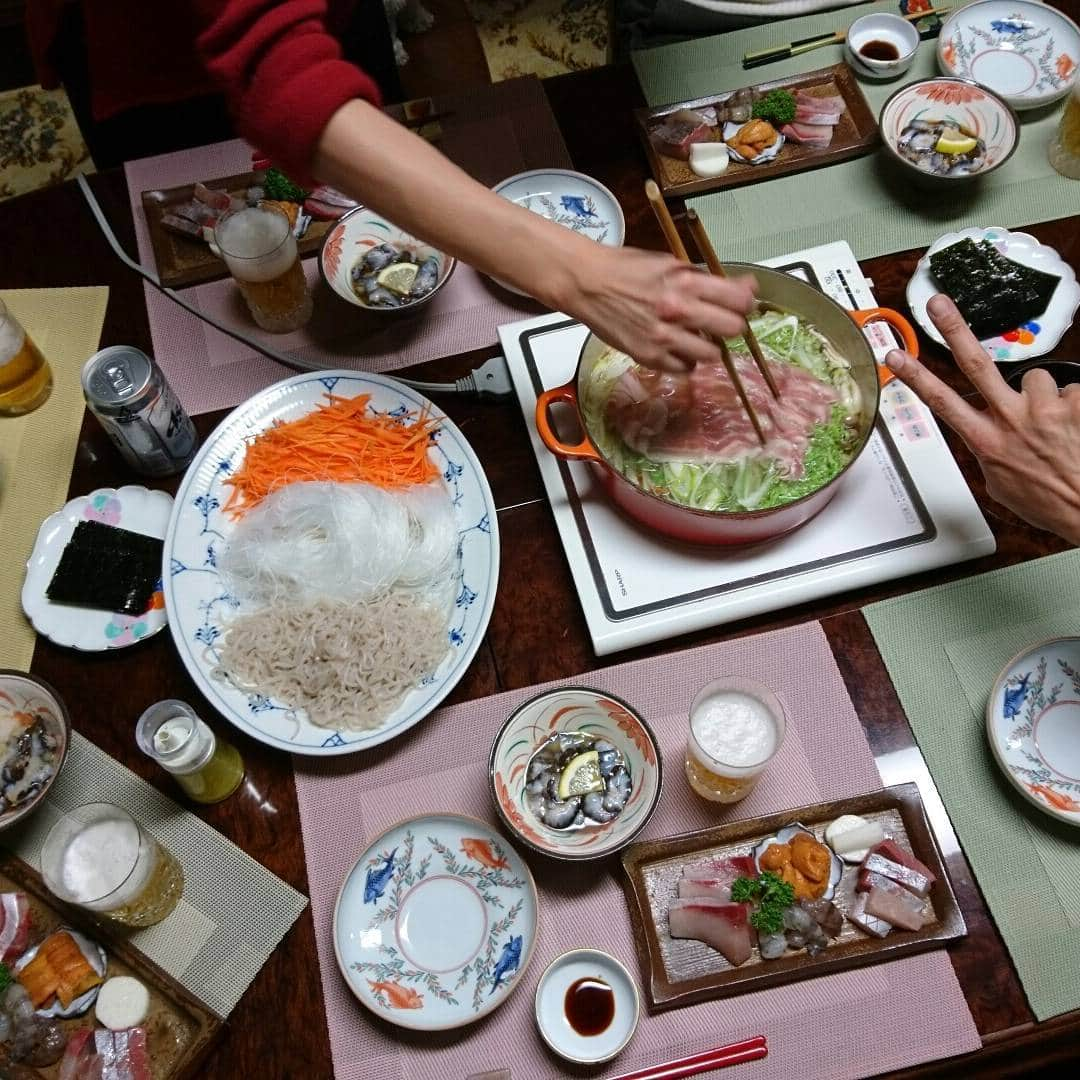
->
[[22, 486, 172, 651], [534, 948, 639, 1065]]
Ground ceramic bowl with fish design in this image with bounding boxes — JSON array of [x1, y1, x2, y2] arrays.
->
[[987, 636, 1080, 828], [489, 687, 663, 861], [333, 813, 538, 1031]]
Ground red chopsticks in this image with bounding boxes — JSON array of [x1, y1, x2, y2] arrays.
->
[[608, 1035, 768, 1080]]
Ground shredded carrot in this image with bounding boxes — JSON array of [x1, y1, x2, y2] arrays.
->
[[223, 393, 441, 516]]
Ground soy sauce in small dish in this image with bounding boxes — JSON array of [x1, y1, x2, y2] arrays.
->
[[564, 976, 615, 1036], [859, 39, 901, 61]]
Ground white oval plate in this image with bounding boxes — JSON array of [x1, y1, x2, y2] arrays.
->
[[534, 948, 639, 1064], [987, 636, 1080, 828], [491, 169, 625, 296], [937, 0, 1080, 110], [906, 226, 1080, 363], [162, 371, 499, 756], [333, 813, 538, 1031], [21, 486, 171, 651]]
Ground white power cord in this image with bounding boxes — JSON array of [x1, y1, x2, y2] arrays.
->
[[78, 174, 513, 397]]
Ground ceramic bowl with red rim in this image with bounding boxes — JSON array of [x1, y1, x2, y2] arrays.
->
[[488, 687, 663, 861], [318, 205, 455, 313], [879, 77, 1019, 185], [906, 226, 1080, 362], [987, 636, 1080, 829]]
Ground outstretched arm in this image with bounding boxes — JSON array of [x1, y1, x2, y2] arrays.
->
[[887, 295, 1080, 544]]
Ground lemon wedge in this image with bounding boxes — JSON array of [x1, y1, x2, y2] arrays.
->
[[557, 750, 604, 800], [935, 130, 977, 155], [377, 262, 420, 296]]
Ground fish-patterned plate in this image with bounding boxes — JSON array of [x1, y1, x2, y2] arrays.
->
[[489, 687, 663, 861], [22, 487, 171, 651], [987, 636, 1080, 828], [163, 371, 499, 756], [906, 227, 1080, 363], [937, 0, 1080, 110], [333, 813, 538, 1031]]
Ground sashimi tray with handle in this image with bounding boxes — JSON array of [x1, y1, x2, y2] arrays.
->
[[620, 783, 965, 1009]]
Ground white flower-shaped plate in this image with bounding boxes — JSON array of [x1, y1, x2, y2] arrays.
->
[[987, 636, 1080, 829], [937, 0, 1080, 110], [162, 371, 499, 756], [333, 813, 538, 1031], [906, 226, 1080, 362], [22, 486, 171, 651], [491, 169, 625, 296]]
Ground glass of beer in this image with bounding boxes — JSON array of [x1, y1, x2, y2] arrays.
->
[[1048, 79, 1080, 180], [0, 297, 53, 416], [214, 205, 313, 333], [685, 676, 787, 804], [40, 802, 185, 927]]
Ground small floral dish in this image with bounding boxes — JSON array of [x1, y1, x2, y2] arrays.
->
[[987, 636, 1080, 828], [12, 929, 106, 1018], [22, 487, 171, 651], [879, 77, 1019, 186], [534, 948, 639, 1065], [0, 670, 70, 834], [906, 227, 1080, 362], [937, 0, 1080, 110], [490, 169, 625, 296], [844, 13, 921, 81], [488, 687, 663, 862], [319, 205, 456, 313], [332, 813, 538, 1031], [752, 823, 844, 901]]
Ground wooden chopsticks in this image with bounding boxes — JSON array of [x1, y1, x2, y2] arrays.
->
[[609, 1034, 768, 1079], [686, 209, 781, 402], [644, 180, 771, 446]]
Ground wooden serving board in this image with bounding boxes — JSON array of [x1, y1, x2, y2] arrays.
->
[[620, 783, 965, 1009], [140, 170, 334, 290], [1, 854, 223, 1078], [634, 63, 879, 200]]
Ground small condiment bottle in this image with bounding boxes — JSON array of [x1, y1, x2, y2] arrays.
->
[[136, 700, 245, 804]]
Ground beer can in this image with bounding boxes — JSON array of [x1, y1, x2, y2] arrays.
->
[[82, 347, 198, 477]]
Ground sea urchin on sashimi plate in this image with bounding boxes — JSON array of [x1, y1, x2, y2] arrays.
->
[[619, 784, 965, 1009], [163, 372, 499, 756]]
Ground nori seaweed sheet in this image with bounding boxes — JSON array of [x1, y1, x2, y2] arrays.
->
[[929, 239, 1061, 340], [46, 520, 163, 615]]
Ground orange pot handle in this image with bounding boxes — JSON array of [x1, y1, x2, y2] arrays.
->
[[850, 307, 919, 387], [535, 382, 603, 463]]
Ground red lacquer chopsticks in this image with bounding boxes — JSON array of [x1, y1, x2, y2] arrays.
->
[[608, 1035, 768, 1080]]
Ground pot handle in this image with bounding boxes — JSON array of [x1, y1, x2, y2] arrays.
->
[[535, 383, 603, 463], [850, 307, 919, 387]]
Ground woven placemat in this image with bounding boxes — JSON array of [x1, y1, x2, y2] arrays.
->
[[295, 621, 980, 1080], [864, 548, 1080, 1021], [4, 732, 307, 1018], [632, 0, 1080, 263], [0, 286, 108, 671]]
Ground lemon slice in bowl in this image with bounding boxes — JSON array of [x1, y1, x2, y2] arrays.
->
[[935, 129, 977, 155], [377, 262, 420, 296], [557, 750, 605, 800]]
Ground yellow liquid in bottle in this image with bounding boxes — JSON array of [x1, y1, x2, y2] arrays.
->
[[175, 738, 245, 804]]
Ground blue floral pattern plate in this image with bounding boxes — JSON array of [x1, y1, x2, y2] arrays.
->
[[987, 636, 1080, 828], [162, 371, 499, 756], [22, 486, 171, 651], [333, 814, 538, 1031]]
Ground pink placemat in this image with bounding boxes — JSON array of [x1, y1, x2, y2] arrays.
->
[[123, 78, 570, 415], [294, 623, 981, 1080]]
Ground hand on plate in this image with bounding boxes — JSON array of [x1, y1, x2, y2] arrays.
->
[[561, 245, 757, 373], [887, 294, 1080, 545]]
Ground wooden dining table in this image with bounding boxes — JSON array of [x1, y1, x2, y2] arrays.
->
[[2, 29, 1079, 1079]]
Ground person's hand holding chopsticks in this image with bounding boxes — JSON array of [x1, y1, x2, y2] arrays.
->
[[887, 294, 1080, 545]]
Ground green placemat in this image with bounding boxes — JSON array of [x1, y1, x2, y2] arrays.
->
[[864, 549, 1080, 1021], [631, 1, 1079, 262]]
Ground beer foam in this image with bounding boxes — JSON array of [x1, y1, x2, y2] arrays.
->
[[216, 208, 297, 282], [691, 690, 778, 767], [0, 317, 25, 368]]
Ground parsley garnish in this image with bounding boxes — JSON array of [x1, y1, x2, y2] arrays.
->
[[730, 871, 795, 935], [751, 89, 797, 125], [0, 962, 10, 994], [262, 167, 308, 203]]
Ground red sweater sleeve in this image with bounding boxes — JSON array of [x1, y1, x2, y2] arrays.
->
[[191, 0, 381, 184]]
